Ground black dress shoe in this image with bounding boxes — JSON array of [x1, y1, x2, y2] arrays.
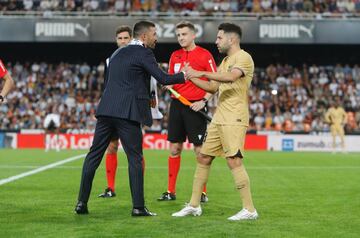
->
[[75, 201, 88, 215], [131, 207, 157, 217]]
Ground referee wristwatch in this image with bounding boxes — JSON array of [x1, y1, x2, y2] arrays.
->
[[0, 95, 4, 103]]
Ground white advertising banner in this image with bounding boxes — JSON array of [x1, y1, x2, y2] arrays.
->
[[268, 134, 360, 152]]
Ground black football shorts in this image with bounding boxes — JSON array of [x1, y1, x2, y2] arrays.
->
[[167, 99, 207, 146]]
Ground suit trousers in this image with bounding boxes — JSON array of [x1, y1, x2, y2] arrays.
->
[[78, 116, 144, 208]]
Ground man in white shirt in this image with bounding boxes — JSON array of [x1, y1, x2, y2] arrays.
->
[[43, 106, 61, 152]]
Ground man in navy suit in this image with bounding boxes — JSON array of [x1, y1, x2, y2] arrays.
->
[[75, 21, 186, 216]]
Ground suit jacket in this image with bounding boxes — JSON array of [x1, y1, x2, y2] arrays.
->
[[96, 45, 185, 126]]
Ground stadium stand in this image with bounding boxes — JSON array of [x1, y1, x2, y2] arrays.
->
[[1, 1, 360, 135], [1, 61, 359, 133], [1, 0, 360, 15]]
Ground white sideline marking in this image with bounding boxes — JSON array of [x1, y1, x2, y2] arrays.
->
[[0, 154, 86, 186]]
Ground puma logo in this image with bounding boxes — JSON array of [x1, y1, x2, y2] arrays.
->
[[260, 24, 315, 39], [74, 23, 90, 36], [299, 24, 314, 38]]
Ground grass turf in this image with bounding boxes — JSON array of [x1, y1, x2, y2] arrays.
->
[[0, 149, 359, 238]]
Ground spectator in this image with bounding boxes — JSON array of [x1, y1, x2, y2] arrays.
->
[[277, 0, 287, 12], [292, 110, 304, 130], [304, 0, 314, 12], [0, 0, 358, 14], [252, 0, 261, 12], [356, 0, 360, 12], [328, 0, 338, 12], [23, 0, 33, 10], [230, 0, 239, 12], [264, 110, 273, 130], [260, 0, 272, 12], [273, 108, 285, 130], [254, 110, 265, 130], [311, 116, 325, 132]]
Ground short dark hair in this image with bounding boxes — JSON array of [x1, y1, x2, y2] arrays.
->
[[133, 20, 156, 38], [116, 25, 132, 37], [218, 23, 242, 39], [176, 21, 196, 32]]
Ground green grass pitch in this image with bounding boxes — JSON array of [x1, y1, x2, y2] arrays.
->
[[0, 149, 359, 238]]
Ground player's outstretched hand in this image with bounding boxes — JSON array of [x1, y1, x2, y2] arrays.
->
[[185, 66, 202, 80]]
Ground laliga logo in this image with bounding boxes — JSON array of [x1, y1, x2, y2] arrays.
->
[[260, 24, 314, 39], [49, 135, 94, 149], [49, 134, 68, 149], [35, 22, 90, 37], [155, 23, 203, 38]]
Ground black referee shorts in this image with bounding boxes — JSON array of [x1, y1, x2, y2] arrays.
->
[[167, 99, 207, 146]]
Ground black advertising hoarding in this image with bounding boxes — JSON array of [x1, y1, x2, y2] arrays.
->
[[0, 18, 35, 41], [0, 17, 359, 44], [79, 18, 259, 43], [316, 20, 360, 44]]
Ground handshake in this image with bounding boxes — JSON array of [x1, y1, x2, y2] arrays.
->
[[181, 62, 203, 81]]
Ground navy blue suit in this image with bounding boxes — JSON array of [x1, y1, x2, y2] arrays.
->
[[78, 45, 185, 208]]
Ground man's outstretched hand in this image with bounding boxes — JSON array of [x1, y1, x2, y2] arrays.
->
[[183, 64, 203, 80]]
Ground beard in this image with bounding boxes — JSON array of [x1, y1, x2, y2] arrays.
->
[[218, 44, 230, 54], [148, 41, 157, 49]]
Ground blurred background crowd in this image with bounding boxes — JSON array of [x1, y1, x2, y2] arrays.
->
[[1, 61, 359, 133], [1, 0, 360, 15]]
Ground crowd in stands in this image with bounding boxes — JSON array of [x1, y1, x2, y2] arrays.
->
[[1, 0, 360, 14], [1, 60, 360, 133], [249, 63, 360, 132]]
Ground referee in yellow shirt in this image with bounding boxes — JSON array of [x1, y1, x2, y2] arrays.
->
[[172, 23, 258, 220], [325, 100, 347, 153]]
